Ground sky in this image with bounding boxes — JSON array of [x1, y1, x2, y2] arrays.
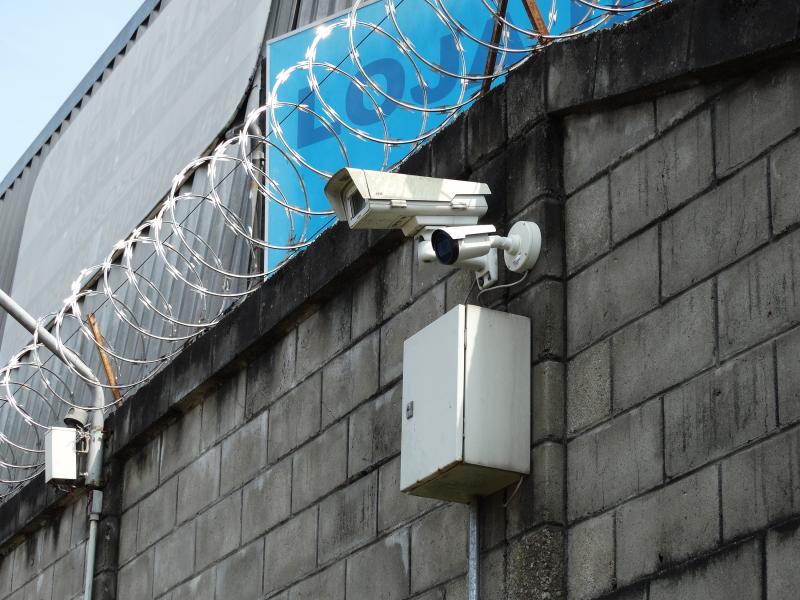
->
[[0, 1, 144, 180]]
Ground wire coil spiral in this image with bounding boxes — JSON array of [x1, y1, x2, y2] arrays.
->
[[0, 0, 662, 499]]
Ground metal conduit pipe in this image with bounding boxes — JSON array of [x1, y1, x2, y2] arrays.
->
[[0, 288, 105, 600], [468, 498, 480, 600]]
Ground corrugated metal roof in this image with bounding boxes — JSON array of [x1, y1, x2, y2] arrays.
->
[[0, 0, 161, 199]]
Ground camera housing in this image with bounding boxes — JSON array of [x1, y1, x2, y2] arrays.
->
[[324, 168, 490, 236]]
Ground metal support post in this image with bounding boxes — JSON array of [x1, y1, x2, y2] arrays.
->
[[0, 288, 105, 600], [468, 498, 480, 600]]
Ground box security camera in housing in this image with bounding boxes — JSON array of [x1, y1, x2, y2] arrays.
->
[[401, 304, 530, 503], [324, 168, 489, 236]]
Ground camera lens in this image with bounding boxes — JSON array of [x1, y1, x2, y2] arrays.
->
[[432, 230, 458, 265]]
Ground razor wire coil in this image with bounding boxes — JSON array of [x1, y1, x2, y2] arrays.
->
[[0, 0, 663, 498]]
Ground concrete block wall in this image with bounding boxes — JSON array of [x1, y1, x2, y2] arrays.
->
[[3, 1, 800, 598], [564, 59, 800, 600]]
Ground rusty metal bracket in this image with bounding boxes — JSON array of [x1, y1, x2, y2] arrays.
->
[[87, 313, 122, 404], [482, 0, 550, 94]]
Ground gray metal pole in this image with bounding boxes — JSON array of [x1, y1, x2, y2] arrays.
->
[[0, 287, 104, 600], [468, 498, 480, 600]]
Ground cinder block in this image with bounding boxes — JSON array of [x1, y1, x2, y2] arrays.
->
[[377, 457, 440, 533], [351, 264, 382, 339], [24, 566, 53, 600], [268, 373, 321, 461], [242, 457, 291, 543], [291, 421, 347, 511], [431, 113, 467, 179], [117, 548, 153, 600], [170, 570, 214, 600], [51, 544, 83, 600], [153, 521, 195, 597], [506, 121, 561, 217], [508, 280, 565, 363], [220, 411, 268, 494], [777, 327, 800, 425], [715, 61, 800, 176], [296, 293, 352, 379], [348, 385, 401, 476], [379, 284, 445, 387], [533, 361, 566, 444], [567, 228, 659, 354], [567, 341, 611, 435], [136, 476, 177, 551], [566, 176, 610, 274], [611, 110, 714, 243], [0, 547, 12, 596], [38, 503, 73, 569], [481, 546, 506, 600], [665, 344, 776, 477], [721, 426, 800, 540], [613, 281, 715, 410], [505, 54, 546, 140], [318, 473, 378, 563], [321, 331, 379, 427], [507, 443, 565, 536], [263, 508, 317, 594], [215, 540, 264, 600], [650, 538, 760, 600], [567, 399, 662, 521], [616, 467, 719, 586], [506, 526, 564, 600], [656, 82, 725, 132], [410, 504, 468, 592], [70, 492, 89, 547], [767, 521, 800, 600], [770, 134, 800, 234], [177, 446, 220, 524], [661, 159, 770, 297], [195, 491, 242, 570], [160, 404, 201, 481], [288, 562, 345, 600], [123, 436, 160, 510], [381, 241, 414, 320], [10, 535, 38, 591], [718, 229, 800, 357], [346, 529, 409, 600], [245, 331, 297, 418], [466, 86, 507, 170], [567, 512, 614, 600], [201, 369, 246, 449], [564, 101, 656, 194]]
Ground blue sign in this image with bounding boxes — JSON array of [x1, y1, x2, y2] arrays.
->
[[265, 0, 638, 268]]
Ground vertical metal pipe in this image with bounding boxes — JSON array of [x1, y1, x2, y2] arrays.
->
[[468, 498, 480, 600], [0, 288, 105, 600], [83, 490, 103, 600]]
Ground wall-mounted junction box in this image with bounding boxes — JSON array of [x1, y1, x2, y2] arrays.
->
[[400, 304, 530, 503], [45, 427, 78, 484]]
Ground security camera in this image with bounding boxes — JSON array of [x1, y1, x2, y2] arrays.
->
[[324, 168, 490, 236], [63, 407, 89, 430], [427, 221, 542, 287]]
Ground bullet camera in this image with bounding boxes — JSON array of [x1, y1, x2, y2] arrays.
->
[[324, 168, 490, 236]]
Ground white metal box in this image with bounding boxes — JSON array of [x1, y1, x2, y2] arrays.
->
[[400, 304, 530, 503], [45, 427, 78, 484]]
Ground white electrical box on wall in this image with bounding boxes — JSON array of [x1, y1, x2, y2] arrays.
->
[[400, 304, 531, 503], [45, 427, 78, 484]]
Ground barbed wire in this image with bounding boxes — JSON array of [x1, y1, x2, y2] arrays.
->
[[0, 0, 662, 499]]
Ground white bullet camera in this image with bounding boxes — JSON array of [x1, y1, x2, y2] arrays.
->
[[325, 168, 543, 289], [324, 168, 489, 236]]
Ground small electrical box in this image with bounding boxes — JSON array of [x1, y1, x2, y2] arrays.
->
[[45, 427, 78, 484], [400, 304, 530, 503]]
